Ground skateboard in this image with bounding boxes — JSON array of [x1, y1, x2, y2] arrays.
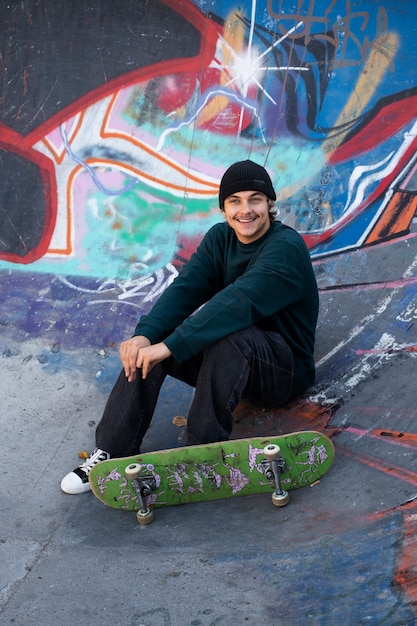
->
[[89, 431, 334, 524]]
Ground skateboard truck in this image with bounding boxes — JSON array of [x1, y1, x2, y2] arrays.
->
[[262, 444, 290, 507], [125, 463, 157, 525]]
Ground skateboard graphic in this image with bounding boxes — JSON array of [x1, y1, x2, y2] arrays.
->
[[89, 431, 334, 524]]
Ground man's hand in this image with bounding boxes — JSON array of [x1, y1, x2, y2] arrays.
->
[[119, 336, 171, 381], [136, 342, 171, 379], [120, 336, 151, 382]]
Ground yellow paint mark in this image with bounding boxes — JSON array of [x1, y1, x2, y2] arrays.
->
[[197, 11, 245, 128], [325, 31, 399, 154]]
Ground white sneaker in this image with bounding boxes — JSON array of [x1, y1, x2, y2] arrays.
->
[[61, 448, 110, 494]]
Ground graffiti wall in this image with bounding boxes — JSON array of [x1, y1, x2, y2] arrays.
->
[[2, 0, 416, 353], [2, 0, 416, 279], [1, 3, 416, 359]]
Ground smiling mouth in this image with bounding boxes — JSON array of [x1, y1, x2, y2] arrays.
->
[[236, 216, 256, 223]]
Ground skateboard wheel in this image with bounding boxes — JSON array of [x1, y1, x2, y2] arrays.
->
[[272, 490, 289, 507], [125, 463, 142, 480], [263, 444, 281, 460], [136, 508, 154, 525]]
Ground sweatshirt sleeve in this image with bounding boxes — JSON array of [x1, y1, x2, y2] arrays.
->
[[133, 225, 223, 345]]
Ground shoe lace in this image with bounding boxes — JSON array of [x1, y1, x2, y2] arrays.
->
[[79, 448, 108, 476]]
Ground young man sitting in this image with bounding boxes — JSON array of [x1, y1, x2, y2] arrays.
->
[[61, 160, 319, 494]]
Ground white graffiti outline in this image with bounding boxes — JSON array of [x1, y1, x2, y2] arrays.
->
[[57, 263, 178, 305]]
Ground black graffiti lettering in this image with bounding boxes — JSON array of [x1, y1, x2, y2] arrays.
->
[[267, 0, 387, 68]]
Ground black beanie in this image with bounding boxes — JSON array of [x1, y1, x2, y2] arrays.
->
[[219, 160, 276, 208]]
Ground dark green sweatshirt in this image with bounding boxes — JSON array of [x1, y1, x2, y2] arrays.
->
[[134, 221, 319, 398]]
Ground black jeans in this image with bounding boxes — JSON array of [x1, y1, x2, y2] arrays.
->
[[95, 326, 294, 456]]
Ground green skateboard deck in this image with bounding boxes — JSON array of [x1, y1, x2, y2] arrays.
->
[[89, 430, 334, 524]]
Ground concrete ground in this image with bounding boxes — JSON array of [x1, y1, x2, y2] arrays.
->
[[2, 219, 417, 625]]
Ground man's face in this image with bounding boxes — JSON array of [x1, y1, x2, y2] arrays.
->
[[223, 190, 271, 244]]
